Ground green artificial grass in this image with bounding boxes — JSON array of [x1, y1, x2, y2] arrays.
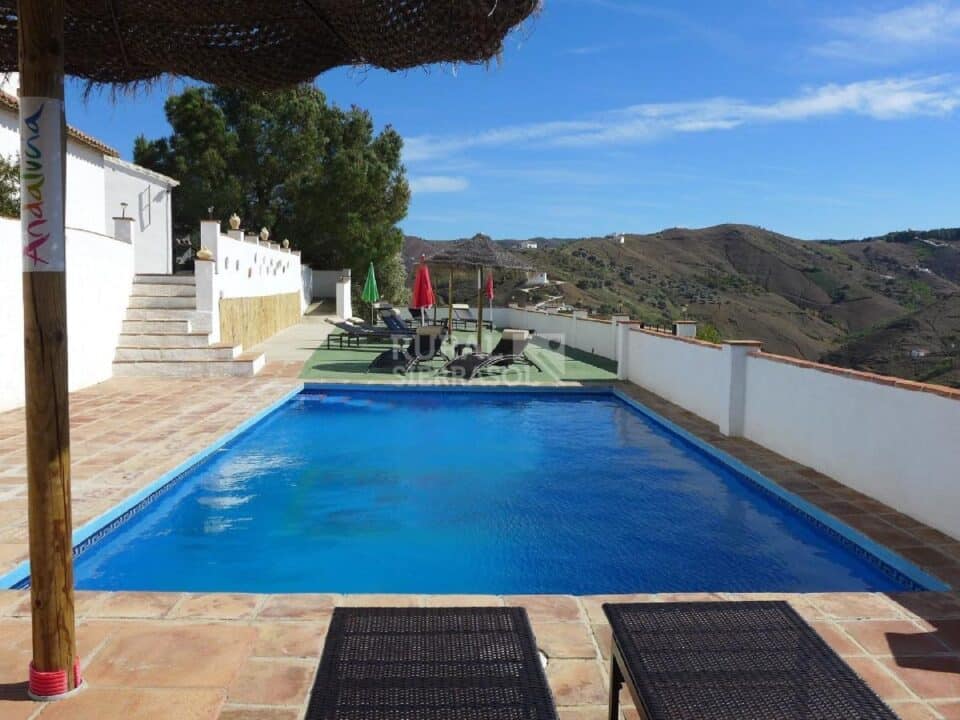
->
[[300, 329, 617, 385]]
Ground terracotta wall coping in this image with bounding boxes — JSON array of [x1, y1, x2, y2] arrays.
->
[[752, 351, 960, 401], [515, 307, 613, 326], [629, 326, 723, 350], [623, 326, 959, 400]]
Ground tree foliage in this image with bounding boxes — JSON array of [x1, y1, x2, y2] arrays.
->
[[696, 323, 723, 344], [134, 86, 410, 288], [0, 154, 19, 218]]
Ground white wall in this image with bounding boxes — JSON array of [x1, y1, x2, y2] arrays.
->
[[210, 232, 304, 301], [742, 354, 960, 540], [615, 325, 960, 540], [491, 306, 618, 359], [104, 159, 174, 275], [625, 329, 727, 428], [0, 112, 107, 236], [312, 270, 346, 299], [0, 218, 133, 412], [195, 223, 306, 341], [301, 266, 314, 309]]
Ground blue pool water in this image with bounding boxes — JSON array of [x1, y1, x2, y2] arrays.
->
[[72, 389, 918, 594]]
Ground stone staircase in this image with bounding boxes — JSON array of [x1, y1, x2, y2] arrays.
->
[[113, 274, 265, 377]]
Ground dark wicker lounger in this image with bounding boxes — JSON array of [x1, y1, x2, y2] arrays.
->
[[306, 606, 558, 720], [604, 601, 900, 720]]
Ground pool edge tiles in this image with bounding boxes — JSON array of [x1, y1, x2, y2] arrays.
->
[[2, 383, 948, 593]]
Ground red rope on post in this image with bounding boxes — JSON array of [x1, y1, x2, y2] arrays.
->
[[28, 657, 82, 699]]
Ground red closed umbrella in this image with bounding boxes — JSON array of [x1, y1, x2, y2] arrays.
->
[[485, 273, 495, 333], [412, 256, 436, 326]]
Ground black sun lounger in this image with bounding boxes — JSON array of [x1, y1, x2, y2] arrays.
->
[[604, 601, 900, 720], [379, 307, 419, 335], [453, 303, 493, 330], [306, 606, 558, 720], [367, 325, 449, 374], [326, 319, 410, 349], [443, 328, 542, 379]]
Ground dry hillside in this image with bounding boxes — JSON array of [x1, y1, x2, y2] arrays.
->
[[404, 225, 960, 388]]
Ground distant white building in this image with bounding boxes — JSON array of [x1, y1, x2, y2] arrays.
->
[[518, 240, 539, 250], [525, 271, 549, 286], [0, 74, 179, 273]]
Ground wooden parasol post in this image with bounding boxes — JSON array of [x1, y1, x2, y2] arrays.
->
[[447, 267, 454, 341], [19, 0, 80, 699], [476, 266, 484, 350]]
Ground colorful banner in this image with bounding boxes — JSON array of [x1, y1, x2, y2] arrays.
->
[[20, 97, 65, 272]]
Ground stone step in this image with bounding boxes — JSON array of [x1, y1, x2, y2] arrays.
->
[[112, 352, 265, 378], [125, 307, 199, 320], [129, 282, 197, 298], [114, 344, 240, 362], [129, 295, 196, 310], [134, 274, 196, 286], [117, 332, 212, 348], [122, 319, 193, 334]]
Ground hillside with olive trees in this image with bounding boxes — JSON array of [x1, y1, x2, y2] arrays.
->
[[404, 225, 960, 388]]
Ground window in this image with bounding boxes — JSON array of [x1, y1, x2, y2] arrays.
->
[[138, 186, 151, 229]]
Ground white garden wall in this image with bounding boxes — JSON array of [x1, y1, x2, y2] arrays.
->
[[625, 329, 727, 428], [0, 218, 133, 412], [312, 270, 346, 299], [742, 353, 960, 540], [489, 307, 619, 360], [195, 222, 306, 343], [209, 231, 304, 301], [615, 325, 960, 540]]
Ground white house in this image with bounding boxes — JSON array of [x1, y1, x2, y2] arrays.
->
[[0, 77, 179, 273], [104, 156, 178, 274], [0, 76, 180, 411], [0, 76, 309, 411]]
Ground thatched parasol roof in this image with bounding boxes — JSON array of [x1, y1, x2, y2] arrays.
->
[[0, 0, 539, 89], [429, 233, 533, 270]]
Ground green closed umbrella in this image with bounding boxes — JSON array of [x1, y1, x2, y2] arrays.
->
[[361, 262, 380, 324]]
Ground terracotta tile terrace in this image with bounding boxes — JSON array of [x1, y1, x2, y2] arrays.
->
[[0, 362, 958, 719]]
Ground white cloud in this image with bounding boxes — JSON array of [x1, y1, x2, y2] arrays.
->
[[564, 42, 622, 56], [815, 2, 960, 61], [408, 175, 469, 193], [405, 76, 960, 161]]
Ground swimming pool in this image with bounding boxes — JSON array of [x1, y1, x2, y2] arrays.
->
[[61, 387, 934, 594]]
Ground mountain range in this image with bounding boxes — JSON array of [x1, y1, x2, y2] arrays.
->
[[403, 225, 960, 388]]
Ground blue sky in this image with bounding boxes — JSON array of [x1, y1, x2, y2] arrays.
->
[[65, 0, 960, 240]]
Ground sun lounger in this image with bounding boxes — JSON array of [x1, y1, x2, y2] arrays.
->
[[604, 601, 899, 720], [305, 607, 558, 720], [379, 307, 419, 334], [325, 318, 411, 349], [453, 303, 493, 330], [367, 325, 449, 374], [442, 328, 542, 379]]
